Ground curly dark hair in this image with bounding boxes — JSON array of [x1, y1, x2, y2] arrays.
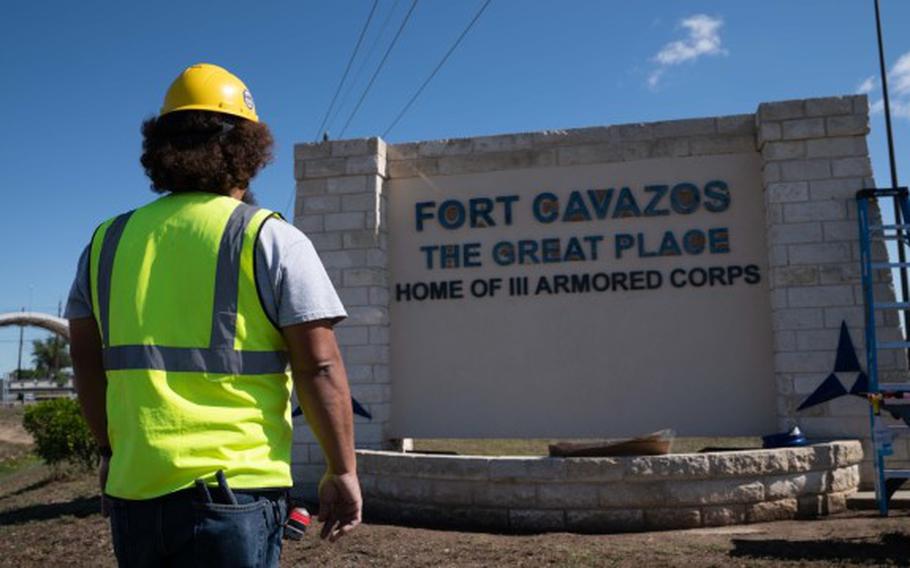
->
[[140, 110, 273, 200]]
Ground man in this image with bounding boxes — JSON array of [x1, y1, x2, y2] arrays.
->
[[66, 63, 361, 567]]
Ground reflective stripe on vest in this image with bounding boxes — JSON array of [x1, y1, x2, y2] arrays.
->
[[96, 202, 288, 374]]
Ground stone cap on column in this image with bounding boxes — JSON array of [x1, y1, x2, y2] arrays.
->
[[294, 137, 387, 180], [756, 95, 869, 149]]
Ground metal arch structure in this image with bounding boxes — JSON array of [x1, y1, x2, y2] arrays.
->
[[0, 312, 70, 340]]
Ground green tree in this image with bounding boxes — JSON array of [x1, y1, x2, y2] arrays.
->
[[12, 368, 38, 380], [31, 335, 72, 385]]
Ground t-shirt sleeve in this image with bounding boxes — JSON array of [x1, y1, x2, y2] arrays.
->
[[63, 245, 93, 320], [256, 218, 347, 328]]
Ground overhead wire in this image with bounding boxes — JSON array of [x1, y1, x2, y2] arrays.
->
[[325, 0, 403, 137], [285, 1, 403, 219], [383, 0, 492, 138], [313, 0, 380, 142], [338, 0, 420, 138], [0, 306, 60, 313]]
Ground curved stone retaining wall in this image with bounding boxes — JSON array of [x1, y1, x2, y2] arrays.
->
[[357, 441, 861, 533]]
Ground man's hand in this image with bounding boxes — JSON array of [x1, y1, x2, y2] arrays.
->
[[317, 471, 362, 542], [99, 454, 110, 517]]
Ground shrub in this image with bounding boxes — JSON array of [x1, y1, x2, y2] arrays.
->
[[22, 398, 98, 471]]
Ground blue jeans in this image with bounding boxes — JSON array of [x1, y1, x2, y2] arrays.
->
[[107, 489, 287, 568]]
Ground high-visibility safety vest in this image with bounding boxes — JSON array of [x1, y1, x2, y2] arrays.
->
[[89, 192, 292, 500]]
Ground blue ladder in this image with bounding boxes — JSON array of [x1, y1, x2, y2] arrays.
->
[[856, 187, 910, 516]]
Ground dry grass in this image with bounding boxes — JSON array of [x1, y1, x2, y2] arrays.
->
[[0, 405, 36, 476], [0, 405, 31, 446], [412, 437, 762, 456]]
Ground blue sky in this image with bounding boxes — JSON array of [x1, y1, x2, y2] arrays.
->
[[1, 0, 909, 373]]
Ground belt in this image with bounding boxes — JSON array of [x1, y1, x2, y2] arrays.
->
[[106, 487, 290, 504]]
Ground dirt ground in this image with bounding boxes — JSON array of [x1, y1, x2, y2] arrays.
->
[[0, 406, 31, 446], [0, 463, 907, 567], [2, 408, 909, 567], [0, 406, 35, 476]]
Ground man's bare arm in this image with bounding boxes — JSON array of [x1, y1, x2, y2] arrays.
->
[[70, 317, 109, 448], [283, 320, 356, 474], [282, 320, 360, 541]]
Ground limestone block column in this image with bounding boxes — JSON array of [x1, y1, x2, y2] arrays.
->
[[757, 95, 909, 480], [290, 138, 392, 498]]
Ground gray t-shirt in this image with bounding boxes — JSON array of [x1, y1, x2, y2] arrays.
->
[[65, 217, 346, 328]]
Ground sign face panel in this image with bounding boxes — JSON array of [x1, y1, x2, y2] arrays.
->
[[388, 154, 776, 437]]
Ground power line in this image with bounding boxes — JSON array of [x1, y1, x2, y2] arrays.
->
[[339, 0, 419, 138], [383, 0, 491, 138], [313, 0, 380, 142], [0, 306, 61, 313], [284, 1, 405, 219], [326, 0, 403, 137]]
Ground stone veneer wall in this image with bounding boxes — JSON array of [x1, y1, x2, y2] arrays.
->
[[356, 442, 861, 533], [290, 138, 392, 498], [292, 95, 905, 496], [754, 96, 909, 484]]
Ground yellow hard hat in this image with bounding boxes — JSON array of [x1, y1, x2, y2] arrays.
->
[[160, 63, 259, 122]]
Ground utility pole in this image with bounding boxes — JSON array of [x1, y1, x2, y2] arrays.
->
[[16, 306, 24, 381], [874, 0, 909, 362], [53, 300, 61, 382]]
